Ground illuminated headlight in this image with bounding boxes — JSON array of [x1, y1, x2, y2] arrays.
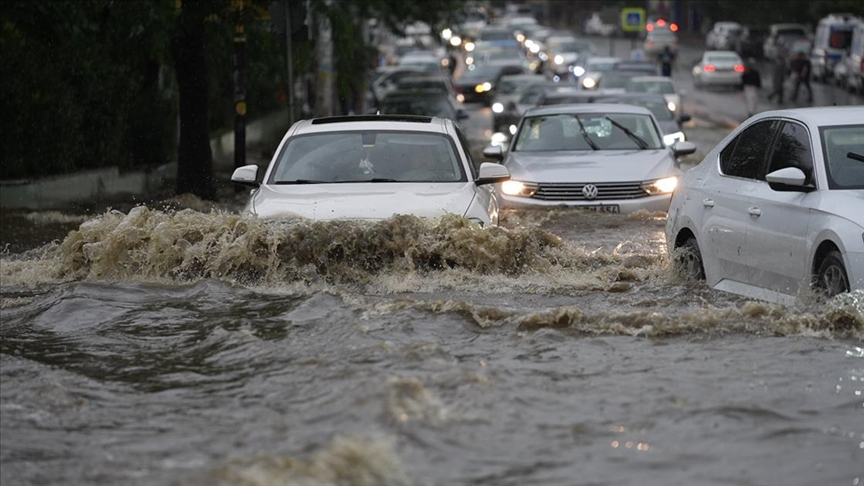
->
[[582, 77, 597, 89], [667, 101, 677, 112], [509, 124, 517, 135], [573, 66, 586, 77], [501, 180, 538, 197], [466, 56, 474, 65], [529, 44, 540, 54], [517, 34, 525, 42], [525, 39, 536, 49], [492, 102, 504, 113], [441, 58, 450, 67], [441, 28, 452, 40], [642, 176, 678, 195], [450, 36, 462, 47], [456, 94, 465, 103], [538, 52, 548, 61], [464, 42, 475, 52], [490, 132, 508, 146], [662, 131, 685, 146], [554, 54, 565, 65]]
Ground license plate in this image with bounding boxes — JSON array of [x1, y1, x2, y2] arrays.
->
[[581, 205, 620, 213]]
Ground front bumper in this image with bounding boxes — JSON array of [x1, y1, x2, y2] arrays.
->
[[499, 193, 673, 213]]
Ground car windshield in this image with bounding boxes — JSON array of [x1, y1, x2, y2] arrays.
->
[[820, 124, 864, 190], [599, 71, 638, 89], [498, 77, 541, 94], [270, 131, 466, 184], [706, 54, 740, 64], [626, 80, 676, 94], [513, 113, 662, 151]]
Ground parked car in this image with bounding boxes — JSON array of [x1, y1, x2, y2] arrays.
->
[[810, 13, 863, 82], [763, 23, 809, 61], [706, 21, 743, 50], [692, 50, 745, 89], [482, 104, 696, 213], [230, 115, 510, 226], [666, 107, 864, 303]]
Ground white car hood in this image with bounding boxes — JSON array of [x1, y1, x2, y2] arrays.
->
[[251, 182, 477, 220], [505, 150, 678, 183]]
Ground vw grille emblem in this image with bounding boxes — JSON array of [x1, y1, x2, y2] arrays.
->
[[582, 184, 598, 200]]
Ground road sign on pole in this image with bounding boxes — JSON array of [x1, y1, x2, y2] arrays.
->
[[620, 7, 646, 33]]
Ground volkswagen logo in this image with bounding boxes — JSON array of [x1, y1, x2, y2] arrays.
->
[[582, 184, 598, 200]]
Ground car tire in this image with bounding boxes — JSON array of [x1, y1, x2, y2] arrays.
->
[[675, 237, 705, 281], [814, 250, 850, 297]]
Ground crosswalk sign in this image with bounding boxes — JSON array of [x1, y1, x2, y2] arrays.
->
[[620, 7, 646, 33]]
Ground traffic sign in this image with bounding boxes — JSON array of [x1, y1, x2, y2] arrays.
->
[[620, 7, 646, 33]]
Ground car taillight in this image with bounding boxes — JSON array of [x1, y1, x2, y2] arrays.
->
[[657, 19, 667, 27], [670, 23, 678, 32], [646, 24, 654, 32], [704, 64, 716, 72], [734, 64, 745, 72]]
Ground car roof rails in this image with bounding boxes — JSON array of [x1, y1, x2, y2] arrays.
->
[[311, 114, 434, 124]]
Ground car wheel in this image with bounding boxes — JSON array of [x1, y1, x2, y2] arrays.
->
[[675, 237, 705, 281], [814, 250, 850, 297]]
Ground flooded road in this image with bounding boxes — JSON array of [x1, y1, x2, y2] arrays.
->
[[1, 203, 862, 486]]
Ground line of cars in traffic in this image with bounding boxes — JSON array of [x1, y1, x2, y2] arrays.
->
[[229, 9, 863, 304]]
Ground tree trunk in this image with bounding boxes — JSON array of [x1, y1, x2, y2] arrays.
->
[[172, 1, 216, 201]]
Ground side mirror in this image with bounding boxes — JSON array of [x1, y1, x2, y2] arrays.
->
[[765, 166, 815, 192], [231, 164, 260, 188], [672, 141, 697, 157], [679, 113, 692, 123], [482, 144, 505, 161], [475, 162, 510, 185]]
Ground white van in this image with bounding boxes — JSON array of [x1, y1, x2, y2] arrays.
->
[[810, 13, 863, 81], [836, 20, 864, 92]]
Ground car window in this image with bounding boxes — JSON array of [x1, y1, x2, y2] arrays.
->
[[270, 131, 467, 183], [765, 121, 814, 185], [719, 120, 778, 179], [820, 124, 864, 190]]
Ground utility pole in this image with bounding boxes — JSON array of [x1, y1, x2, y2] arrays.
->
[[285, 0, 295, 126], [233, 0, 247, 181]]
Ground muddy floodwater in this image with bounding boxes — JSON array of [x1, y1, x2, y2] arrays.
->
[[1, 204, 862, 486]]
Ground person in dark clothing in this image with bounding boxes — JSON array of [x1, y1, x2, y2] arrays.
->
[[789, 51, 813, 103], [658, 46, 675, 77], [741, 58, 762, 117]]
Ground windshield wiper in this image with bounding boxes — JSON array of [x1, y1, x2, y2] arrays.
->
[[604, 116, 649, 149], [574, 115, 599, 150], [362, 178, 400, 182], [274, 179, 329, 184], [848, 152, 864, 163]]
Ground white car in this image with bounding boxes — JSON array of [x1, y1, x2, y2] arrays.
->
[[624, 75, 683, 118], [692, 50, 745, 89], [231, 115, 511, 226], [666, 107, 864, 303], [706, 21, 743, 50], [483, 104, 696, 214]]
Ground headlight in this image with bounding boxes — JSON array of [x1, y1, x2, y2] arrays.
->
[[466, 56, 474, 65], [554, 54, 565, 65], [490, 132, 508, 146], [573, 66, 586, 77], [667, 101, 677, 112], [501, 180, 538, 197], [450, 36, 462, 47], [492, 102, 504, 113], [456, 94, 465, 103], [509, 124, 517, 135], [441, 28, 452, 41], [662, 131, 685, 146], [582, 77, 597, 89], [464, 42, 475, 52], [642, 176, 678, 195]]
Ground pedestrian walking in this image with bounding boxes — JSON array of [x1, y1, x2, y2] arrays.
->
[[766, 49, 787, 104], [658, 46, 674, 77], [789, 51, 813, 103], [741, 58, 762, 117]]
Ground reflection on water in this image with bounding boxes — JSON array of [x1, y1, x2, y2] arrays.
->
[[1, 206, 862, 485]]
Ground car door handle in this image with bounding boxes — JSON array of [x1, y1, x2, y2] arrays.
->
[[748, 206, 762, 217], [702, 198, 714, 208]]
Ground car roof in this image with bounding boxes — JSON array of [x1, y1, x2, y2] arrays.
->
[[751, 106, 864, 126], [294, 115, 450, 134], [525, 103, 653, 117]]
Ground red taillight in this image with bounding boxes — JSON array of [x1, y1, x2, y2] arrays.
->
[[646, 24, 654, 31], [704, 64, 716, 72], [734, 64, 745, 72], [647, 41, 654, 47], [670, 23, 679, 32], [657, 19, 667, 27]]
